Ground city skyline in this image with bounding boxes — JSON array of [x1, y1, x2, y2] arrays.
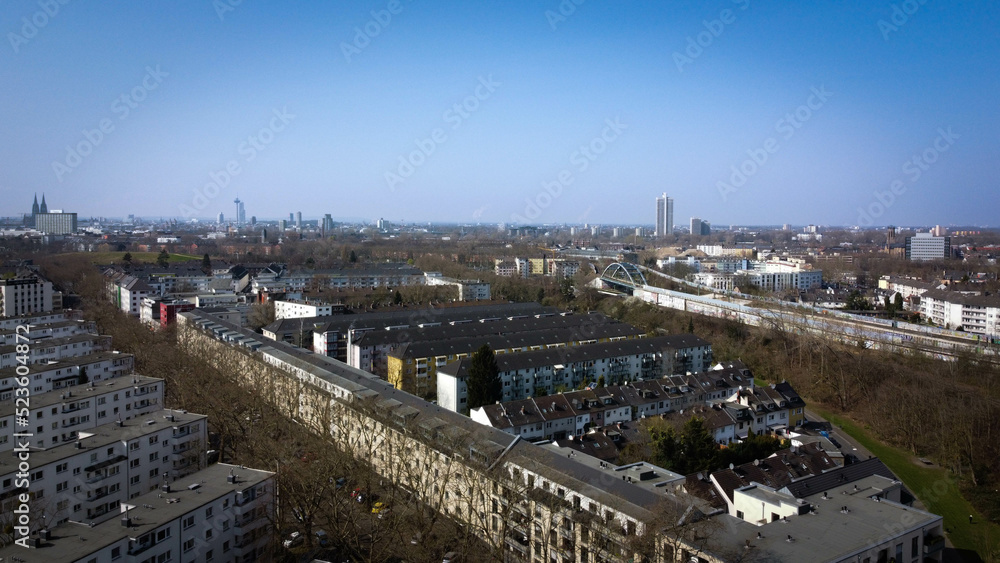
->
[[2, 2, 998, 226]]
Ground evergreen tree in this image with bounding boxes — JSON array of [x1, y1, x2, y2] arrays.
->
[[156, 249, 170, 267], [894, 293, 904, 311], [122, 252, 133, 266], [201, 253, 212, 275], [466, 344, 501, 411]]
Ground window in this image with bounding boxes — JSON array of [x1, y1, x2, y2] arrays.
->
[[184, 538, 195, 552], [205, 507, 213, 518], [183, 515, 195, 529]]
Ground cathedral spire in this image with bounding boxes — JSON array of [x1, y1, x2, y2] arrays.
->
[[40, 193, 48, 214], [32, 193, 39, 215]]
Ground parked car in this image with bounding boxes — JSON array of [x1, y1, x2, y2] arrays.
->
[[315, 530, 329, 547], [442, 551, 461, 563], [371, 501, 389, 518], [282, 532, 302, 548]]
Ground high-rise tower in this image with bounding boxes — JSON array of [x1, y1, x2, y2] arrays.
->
[[655, 193, 673, 237]]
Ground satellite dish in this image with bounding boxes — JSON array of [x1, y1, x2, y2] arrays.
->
[[729, 463, 735, 470]]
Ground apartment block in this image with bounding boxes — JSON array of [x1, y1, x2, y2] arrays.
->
[[0, 375, 163, 452], [0, 333, 110, 369], [437, 335, 712, 414], [0, 351, 135, 400], [0, 273, 56, 317], [0, 409, 206, 527], [273, 299, 335, 319], [0, 463, 273, 563]]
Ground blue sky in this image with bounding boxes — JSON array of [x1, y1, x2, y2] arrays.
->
[[2, 0, 998, 227]]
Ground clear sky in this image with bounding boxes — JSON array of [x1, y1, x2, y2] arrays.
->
[[2, 1, 998, 227]]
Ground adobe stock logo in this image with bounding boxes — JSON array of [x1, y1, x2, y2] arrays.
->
[[7, 0, 74, 54], [52, 66, 169, 182], [877, 0, 929, 41], [510, 117, 626, 224], [384, 75, 500, 192], [717, 85, 832, 202], [856, 127, 958, 227], [672, 0, 751, 73]]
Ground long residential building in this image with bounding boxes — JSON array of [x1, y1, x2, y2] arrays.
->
[[437, 335, 712, 414], [262, 302, 556, 360], [348, 311, 637, 376], [177, 309, 942, 563], [386, 316, 646, 398]]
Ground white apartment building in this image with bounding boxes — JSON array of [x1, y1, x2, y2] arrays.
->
[[424, 274, 492, 301], [0, 409, 206, 527], [494, 259, 517, 277], [0, 375, 164, 452], [105, 271, 152, 316], [0, 333, 110, 369], [919, 289, 1000, 337], [0, 274, 55, 317], [274, 299, 334, 320], [0, 463, 273, 563], [0, 319, 96, 346], [0, 311, 70, 331], [0, 351, 135, 400]]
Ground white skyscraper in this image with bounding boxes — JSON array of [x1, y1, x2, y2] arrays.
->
[[656, 193, 673, 237]]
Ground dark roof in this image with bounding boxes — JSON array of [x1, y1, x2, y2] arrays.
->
[[263, 302, 554, 335], [782, 458, 896, 499], [353, 312, 625, 348], [393, 324, 645, 360], [442, 335, 707, 376]]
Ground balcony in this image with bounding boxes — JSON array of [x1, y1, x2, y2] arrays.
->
[[924, 534, 945, 555]]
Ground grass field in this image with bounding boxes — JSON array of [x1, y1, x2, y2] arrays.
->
[[61, 251, 203, 265], [813, 406, 999, 559]]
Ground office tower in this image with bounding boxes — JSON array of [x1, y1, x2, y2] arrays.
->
[[296, 211, 302, 228], [905, 233, 951, 261], [251, 215, 257, 226], [655, 193, 673, 237], [690, 217, 702, 235], [217, 212, 224, 224], [279, 219, 287, 231], [289, 212, 295, 223]]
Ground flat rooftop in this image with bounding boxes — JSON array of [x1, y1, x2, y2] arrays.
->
[[0, 463, 273, 563], [0, 375, 162, 418], [0, 409, 206, 474]]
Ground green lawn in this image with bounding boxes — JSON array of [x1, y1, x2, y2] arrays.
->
[[64, 251, 203, 265], [812, 406, 999, 558]]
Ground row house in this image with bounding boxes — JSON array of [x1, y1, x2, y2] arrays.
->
[[0, 351, 134, 400], [473, 362, 807, 444]]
